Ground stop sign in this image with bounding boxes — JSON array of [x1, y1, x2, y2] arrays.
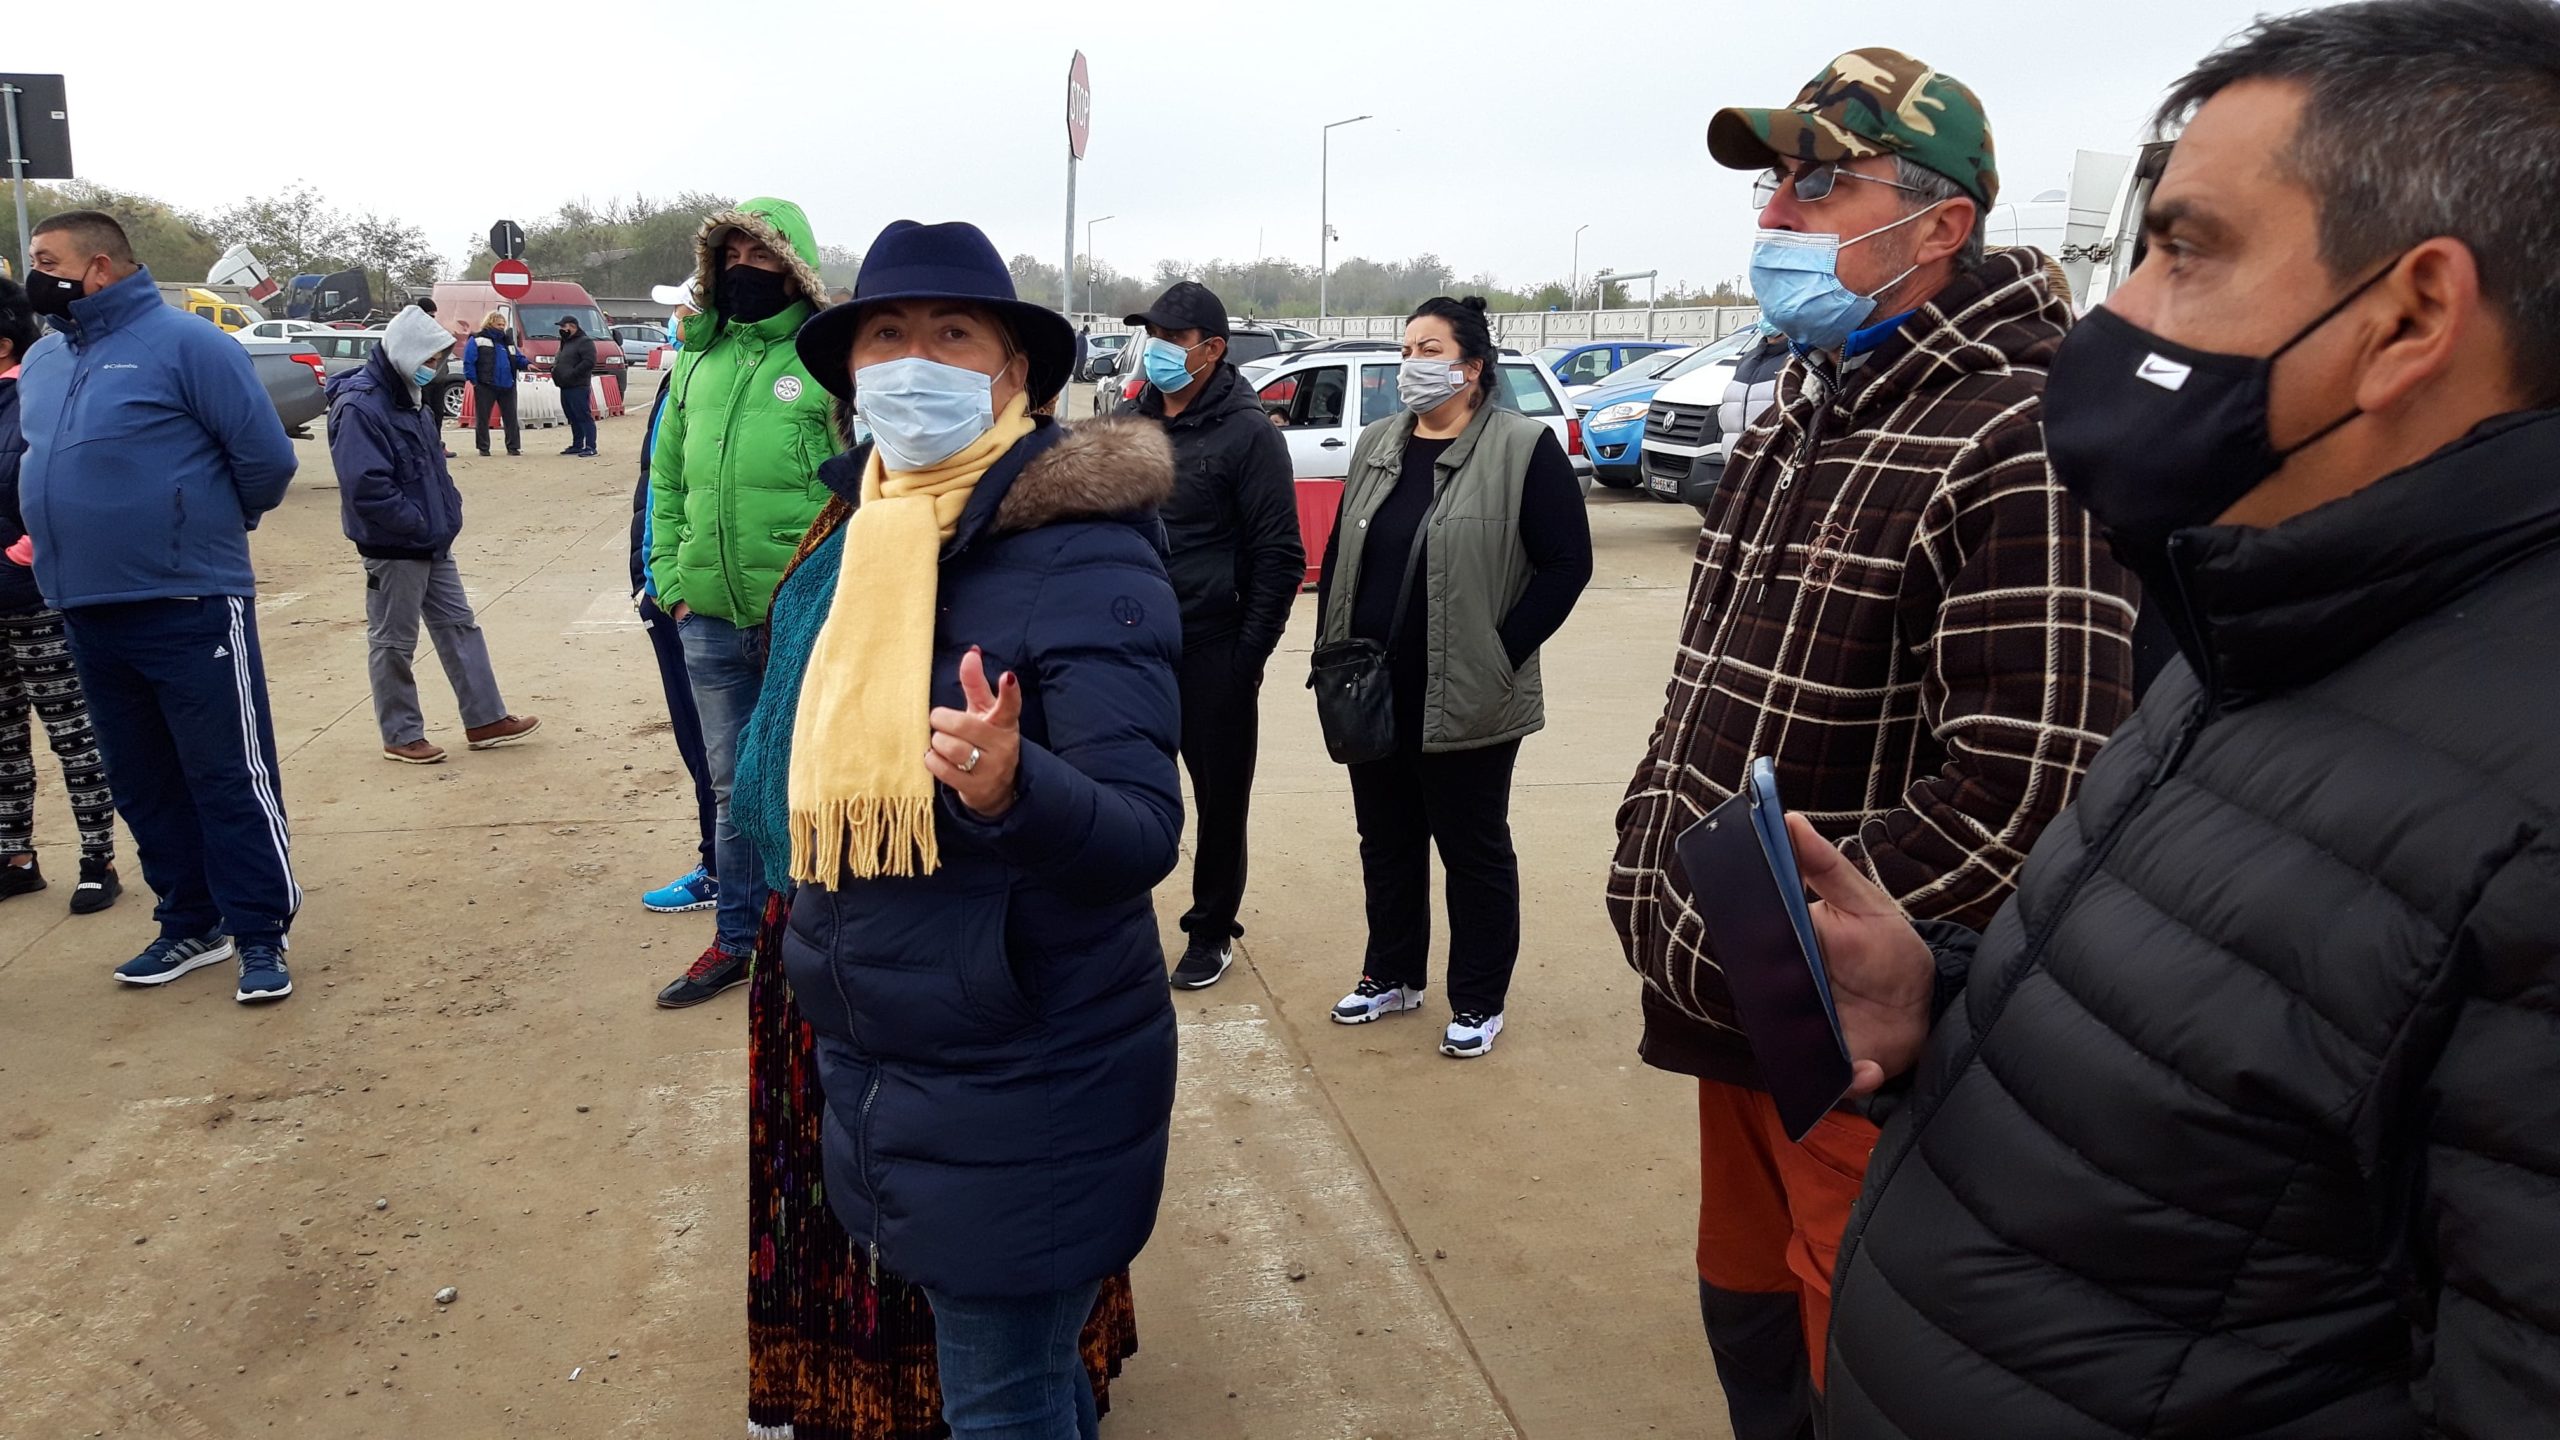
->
[[1066, 51, 1091, 160], [491, 258, 532, 300]]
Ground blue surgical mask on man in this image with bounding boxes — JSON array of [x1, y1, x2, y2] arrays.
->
[[1747, 202, 1942, 353], [411, 364, 441, 387], [852, 356, 995, 471], [1140, 335, 1202, 394]]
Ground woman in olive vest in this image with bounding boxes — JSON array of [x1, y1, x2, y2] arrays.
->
[[1312, 296, 1593, 1058]]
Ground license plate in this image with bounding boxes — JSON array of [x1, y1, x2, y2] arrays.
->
[[1649, 470, 1681, 498]]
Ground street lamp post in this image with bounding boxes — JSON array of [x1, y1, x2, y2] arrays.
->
[[1571, 223, 1589, 310], [1319, 114, 1371, 322], [1083, 214, 1116, 316]]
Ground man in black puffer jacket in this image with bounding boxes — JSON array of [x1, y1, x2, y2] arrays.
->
[[552, 314, 598, 457], [1776, 4, 2560, 1436], [1121, 281, 1302, 989]]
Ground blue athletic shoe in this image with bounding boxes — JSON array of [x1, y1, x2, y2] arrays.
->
[[114, 929, 234, 987], [643, 865, 719, 914], [235, 944, 292, 1004]]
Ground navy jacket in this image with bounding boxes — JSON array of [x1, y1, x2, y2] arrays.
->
[[328, 347, 463, 560], [17, 266, 296, 608], [463, 328, 522, 390], [776, 415, 1185, 1299], [0, 376, 40, 614]]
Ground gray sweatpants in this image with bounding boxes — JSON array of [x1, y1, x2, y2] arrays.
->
[[363, 555, 507, 746]]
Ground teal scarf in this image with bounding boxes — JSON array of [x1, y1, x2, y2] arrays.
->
[[735, 523, 844, 896]]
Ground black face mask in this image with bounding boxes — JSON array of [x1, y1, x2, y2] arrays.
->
[[25, 268, 84, 319], [719, 263, 793, 324], [2043, 258, 2400, 578]]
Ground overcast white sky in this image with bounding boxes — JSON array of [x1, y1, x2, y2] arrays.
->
[[24, 0, 2292, 299]]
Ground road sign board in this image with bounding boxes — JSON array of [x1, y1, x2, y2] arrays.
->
[[0, 75, 72, 179], [489, 220, 525, 261], [1066, 51, 1091, 160], [490, 259, 532, 300]]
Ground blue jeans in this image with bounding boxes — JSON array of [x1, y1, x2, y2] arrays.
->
[[922, 1282, 1103, 1440], [561, 384, 597, 452], [676, 611, 767, 955]]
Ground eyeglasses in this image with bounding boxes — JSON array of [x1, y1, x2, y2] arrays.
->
[[1751, 162, 1932, 210]]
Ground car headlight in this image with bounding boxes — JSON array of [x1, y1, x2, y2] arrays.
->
[[1591, 401, 1650, 427]]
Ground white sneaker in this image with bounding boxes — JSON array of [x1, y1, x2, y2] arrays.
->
[[1330, 976, 1424, 1024], [1441, 1010, 1504, 1058]]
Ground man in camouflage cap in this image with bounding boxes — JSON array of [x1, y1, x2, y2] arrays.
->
[[1708, 47, 1999, 209], [1607, 47, 2135, 1440]]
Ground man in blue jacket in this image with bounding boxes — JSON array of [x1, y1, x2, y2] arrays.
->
[[16, 210, 302, 1004]]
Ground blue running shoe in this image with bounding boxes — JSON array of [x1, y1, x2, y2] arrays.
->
[[235, 944, 292, 1004], [643, 865, 719, 914], [115, 929, 234, 987]]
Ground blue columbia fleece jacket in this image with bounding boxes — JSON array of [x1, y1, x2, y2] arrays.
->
[[16, 266, 297, 608]]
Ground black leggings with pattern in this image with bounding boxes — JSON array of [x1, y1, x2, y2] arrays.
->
[[0, 607, 116, 859]]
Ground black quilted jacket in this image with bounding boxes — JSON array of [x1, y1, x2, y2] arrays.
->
[[1826, 409, 2560, 1439]]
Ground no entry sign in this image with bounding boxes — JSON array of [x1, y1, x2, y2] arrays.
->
[[490, 258, 532, 300]]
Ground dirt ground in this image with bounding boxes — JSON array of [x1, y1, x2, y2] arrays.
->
[[0, 372, 1734, 1439]]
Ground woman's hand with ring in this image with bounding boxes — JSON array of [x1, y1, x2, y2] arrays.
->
[[927, 647, 1022, 819]]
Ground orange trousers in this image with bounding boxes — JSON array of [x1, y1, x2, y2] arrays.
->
[[1694, 1078, 1879, 1391]]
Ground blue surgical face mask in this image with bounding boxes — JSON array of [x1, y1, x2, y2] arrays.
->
[[1747, 202, 1942, 353], [1141, 335, 1201, 394], [853, 356, 996, 471], [411, 363, 441, 387]]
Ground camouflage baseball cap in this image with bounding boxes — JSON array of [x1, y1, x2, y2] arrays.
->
[[1708, 48, 1999, 208]]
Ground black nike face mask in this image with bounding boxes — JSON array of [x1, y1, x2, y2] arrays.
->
[[2042, 256, 2402, 578]]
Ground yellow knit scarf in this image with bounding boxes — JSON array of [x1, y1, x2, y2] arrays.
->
[[787, 393, 1037, 885]]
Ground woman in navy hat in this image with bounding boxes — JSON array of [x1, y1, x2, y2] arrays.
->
[[732, 219, 1183, 1440]]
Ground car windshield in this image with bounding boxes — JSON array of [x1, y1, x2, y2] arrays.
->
[[1610, 347, 1693, 384], [518, 305, 609, 341], [1531, 345, 1575, 366], [1658, 329, 1764, 378]]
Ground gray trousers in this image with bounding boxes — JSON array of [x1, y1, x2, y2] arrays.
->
[[363, 555, 507, 746]]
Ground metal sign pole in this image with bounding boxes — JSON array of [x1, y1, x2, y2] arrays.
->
[[4, 85, 28, 278], [1062, 153, 1077, 319]]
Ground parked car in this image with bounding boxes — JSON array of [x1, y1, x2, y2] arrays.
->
[[1565, 341, 1696, 405], [609, 322, 670, 364], [1265, 323, 1320, 349], [431, 279, 631, 400], [1529, 339, 1685, 390], [1096, 323, 1290, 413], [238, 317, 322, 343], [1637, 327, 1787, 510], [1249, 343, 1593, 493], [1078, 331, 1130, 382], [237, 336, 330, 435], [1579, 332, 1760, 488]]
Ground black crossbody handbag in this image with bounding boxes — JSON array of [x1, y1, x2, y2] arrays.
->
[[1307, 502, 1435, 766]]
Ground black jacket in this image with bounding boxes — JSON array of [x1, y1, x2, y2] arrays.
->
[[554, 330, 598, 391], [1126, 363, 1302, 656], [1826, 409, 2560, 1440], [0, 377, 38, 614]]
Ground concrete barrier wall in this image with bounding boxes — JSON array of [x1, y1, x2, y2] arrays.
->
[[1069, 305, 1762, 347]]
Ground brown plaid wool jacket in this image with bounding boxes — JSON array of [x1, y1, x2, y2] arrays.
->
[[1607, 248, 2140, 1085]]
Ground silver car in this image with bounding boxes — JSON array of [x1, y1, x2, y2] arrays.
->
[[610, 323, 670, 364]]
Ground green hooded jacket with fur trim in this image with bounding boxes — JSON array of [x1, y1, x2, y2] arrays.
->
[[646, 197, 840, 625]]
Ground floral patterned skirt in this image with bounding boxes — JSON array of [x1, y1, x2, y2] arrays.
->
[[746, 892, 1139, 1438]]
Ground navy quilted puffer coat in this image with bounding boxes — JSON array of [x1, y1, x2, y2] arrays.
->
[[1826, 410, 2560, 1439], [776, 414, 1184, 1300]]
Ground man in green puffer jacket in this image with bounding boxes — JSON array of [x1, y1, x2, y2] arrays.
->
[[646, 196, 840, 1008]]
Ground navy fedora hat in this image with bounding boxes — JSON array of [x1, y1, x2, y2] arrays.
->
[[796, 220, 1075, 409]]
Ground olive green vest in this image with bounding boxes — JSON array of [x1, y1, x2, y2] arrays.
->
[[1319, 402, 1549, 752]]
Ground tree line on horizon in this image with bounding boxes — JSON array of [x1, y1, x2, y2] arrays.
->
[[15, 181, 1750, 319]]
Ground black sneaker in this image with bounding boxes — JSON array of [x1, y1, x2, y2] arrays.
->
[[70, 855, 120, 915], [560, 443, 583, 455], [656, 945, 748, 1008], [0, 857, 44, 900], [1170, 938, 1234, 990]]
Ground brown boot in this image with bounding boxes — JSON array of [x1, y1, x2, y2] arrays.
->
[[465, 714, 542, 750], [383, 739, 447, 765]]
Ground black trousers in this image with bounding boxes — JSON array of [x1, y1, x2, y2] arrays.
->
[[473, 384, 520, 454], [640, 597, 717, 872], [1344, 738, 1523, 1015], [1176, 636, 1263, 943]]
